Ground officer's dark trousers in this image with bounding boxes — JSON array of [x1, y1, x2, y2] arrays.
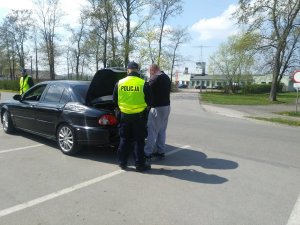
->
[[118, 116, 146, 168]]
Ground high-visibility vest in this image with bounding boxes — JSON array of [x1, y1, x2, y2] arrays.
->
[[20, 75, 31, 94], [118, 76, 147, 114]]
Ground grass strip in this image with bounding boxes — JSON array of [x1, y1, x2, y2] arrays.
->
[[249, 116, 300, 126], [275, 111, 300, 117], [201, 92, 297, 105]]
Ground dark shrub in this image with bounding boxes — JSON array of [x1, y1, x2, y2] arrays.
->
[[242, 83, 284, 94]]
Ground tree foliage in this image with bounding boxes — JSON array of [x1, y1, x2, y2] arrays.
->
[[209, 33, 257, 93], [152, 0, 183, 66], [235, 0, 300, 101], [34, 0, 63, 80]]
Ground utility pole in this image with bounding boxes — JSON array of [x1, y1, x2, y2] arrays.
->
[[30, 56, 33, 76]]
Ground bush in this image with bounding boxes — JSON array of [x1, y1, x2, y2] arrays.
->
[[242, 83, 284, 94], [0, 80, 19, 91]]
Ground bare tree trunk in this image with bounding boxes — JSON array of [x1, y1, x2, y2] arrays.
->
[[157, 21, 164, 66], [35, 37, 39, 81], [103, 31, 108, 68], [124, 4, 130, 66]]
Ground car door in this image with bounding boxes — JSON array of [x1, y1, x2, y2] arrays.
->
[[11, 84, 47, 131], [35, 84, 70, 136]]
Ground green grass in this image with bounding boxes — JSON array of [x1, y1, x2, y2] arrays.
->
[[201, 92, 297, 105], [275, 111, 300, 117], [249, 117, 300, 126], [0, 89, 18, 93]]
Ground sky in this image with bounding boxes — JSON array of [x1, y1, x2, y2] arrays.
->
[[0, 0, 239, 74]]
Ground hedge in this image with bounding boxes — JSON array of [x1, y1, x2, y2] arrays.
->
[[242, 83, 284, 94], [0, 80, 19, 91]]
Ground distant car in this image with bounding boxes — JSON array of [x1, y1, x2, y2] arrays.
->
[[178, 84, 188, 88], [0, 69, 126, 155], [195, 85, 206, 89], [212, 85, 223, 90]]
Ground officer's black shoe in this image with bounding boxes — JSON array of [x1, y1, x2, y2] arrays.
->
[[135, 164, 151, 172], [119, 164, 127, 170], [145, 155, 152, 166], [152, 152, 165, 159]]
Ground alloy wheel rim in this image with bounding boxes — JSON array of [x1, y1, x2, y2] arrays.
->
[[58, 126, 74, 152], [3, 112, 8, 131]]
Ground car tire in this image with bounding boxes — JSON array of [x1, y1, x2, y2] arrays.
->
[[56, 124, 81, 155], [2, 110, 15, 134]]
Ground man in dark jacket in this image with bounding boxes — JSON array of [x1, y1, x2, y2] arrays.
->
[[113, 62, 152, 172], [144, 64, 171, 163]]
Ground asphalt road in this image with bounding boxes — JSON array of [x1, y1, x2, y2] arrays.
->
[[0, 91, 300, 225]]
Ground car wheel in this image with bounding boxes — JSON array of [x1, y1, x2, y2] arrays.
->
[[57, 124, 81, 155], [2, 110, 15, 134]]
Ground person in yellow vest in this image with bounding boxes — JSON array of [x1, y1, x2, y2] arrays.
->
[[113, 62, 152, 172], [19, 69, 34, 94]]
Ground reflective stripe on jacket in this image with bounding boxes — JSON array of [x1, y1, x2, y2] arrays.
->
[[20, 75, 31, 94], [118, 76, 147, 114]]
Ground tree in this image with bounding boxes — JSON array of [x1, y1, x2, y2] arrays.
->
[[86, 0, 115, 69], [5, 10, 33, 70], [69, 13, 87, 79], [137, 24, 159, 67], [235, 0, 300, 101], [152, 0, 183, 66], [115, 0, 150, 66], [0, 19, 16, 80], [208, 33, 257, 93], [32, 25, 40, 81], [168, 27, 190, 83], [34, 0, 63, 80]]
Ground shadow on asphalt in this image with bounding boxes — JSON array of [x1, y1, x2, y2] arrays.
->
[[8, 131, 238, 184], [148, 144, 238, 184]]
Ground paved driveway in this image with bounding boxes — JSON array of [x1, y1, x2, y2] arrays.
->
[[0, 91, 300, 225]]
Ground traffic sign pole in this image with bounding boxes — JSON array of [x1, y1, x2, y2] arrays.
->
[[297, 88, 299, 113], [293, 70, 300, 114]]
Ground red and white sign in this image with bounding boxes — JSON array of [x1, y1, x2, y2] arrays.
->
[[293, 70, 300, 83]]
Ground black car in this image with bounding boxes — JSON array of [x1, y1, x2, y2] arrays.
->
[[178, 84, 188, 88], [195, 85, 206, 89], [0, 69, 126, 155]]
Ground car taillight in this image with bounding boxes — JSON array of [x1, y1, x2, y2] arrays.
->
[[98, 114, 118, 126]]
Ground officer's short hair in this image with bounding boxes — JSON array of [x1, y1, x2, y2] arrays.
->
[[127, 62, 139, 70]]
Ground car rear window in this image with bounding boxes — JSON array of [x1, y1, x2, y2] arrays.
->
[[73, 84, 90, 104]]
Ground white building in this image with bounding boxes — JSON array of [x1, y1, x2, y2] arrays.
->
[[175, 61, 295, 91]]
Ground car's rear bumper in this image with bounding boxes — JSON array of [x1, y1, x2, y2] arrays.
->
[[74, 125, 119, 147]]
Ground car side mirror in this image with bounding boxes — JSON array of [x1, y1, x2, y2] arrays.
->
[[13, 94, 22, 101]]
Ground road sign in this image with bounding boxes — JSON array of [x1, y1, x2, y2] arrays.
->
[[293, 83, 300, 89], [293, 70, 300, 83]]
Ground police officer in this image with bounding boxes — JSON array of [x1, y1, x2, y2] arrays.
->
[[19, 69, 34, 94], [113, 62, 152, 172]]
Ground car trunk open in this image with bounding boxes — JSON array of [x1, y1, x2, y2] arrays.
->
[[85, 68, 126, 110]]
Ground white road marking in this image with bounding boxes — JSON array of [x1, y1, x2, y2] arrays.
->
[[166, 145, 190, 156], [287, 194, 300, 225], [0, 144, 44, 154], [0, 144, 190, 218]]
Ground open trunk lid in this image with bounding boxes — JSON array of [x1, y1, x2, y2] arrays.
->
[[85, 68, 126, 108]]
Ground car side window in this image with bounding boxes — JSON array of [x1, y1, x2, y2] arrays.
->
[[23, 85, 47, 101], [60, 88, 70, 104], [43, 84, 65, 103]]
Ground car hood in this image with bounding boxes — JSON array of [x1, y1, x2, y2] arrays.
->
[[86, 68, 126, 105]]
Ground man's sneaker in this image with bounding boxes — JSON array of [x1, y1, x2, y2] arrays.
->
[[152, 152, 165, 159], [135, 164, 151, 172]]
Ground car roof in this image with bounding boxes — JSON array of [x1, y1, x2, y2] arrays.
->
[[38, 80, 90, 87]]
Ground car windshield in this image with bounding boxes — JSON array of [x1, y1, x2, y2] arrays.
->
[[73, 84, 90, 104]]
